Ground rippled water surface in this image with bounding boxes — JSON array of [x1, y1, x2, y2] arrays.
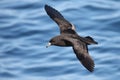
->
[[0, 0, 120, 80]]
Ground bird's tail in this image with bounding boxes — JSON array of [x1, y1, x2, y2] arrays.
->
[[84, 36, 98, 45]]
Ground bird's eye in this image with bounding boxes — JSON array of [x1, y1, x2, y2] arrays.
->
[[53, 40, 56, 43], [51, 40, 55, 43]]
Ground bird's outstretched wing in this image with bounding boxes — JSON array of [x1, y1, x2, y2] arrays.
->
[[45, 5, 76, 34], [72, 40, 94, 72], [62, 37, 94, 72]]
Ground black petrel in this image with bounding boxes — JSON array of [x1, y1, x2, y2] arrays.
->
[[45, 5, 98, 72]]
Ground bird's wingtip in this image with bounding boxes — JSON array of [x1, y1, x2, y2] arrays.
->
[[44, 4, 51, 9], [45, 4, 48, 9], [45, 4, 48, 7]]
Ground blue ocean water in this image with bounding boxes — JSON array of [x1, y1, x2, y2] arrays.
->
[[0, 0, 120, 80]]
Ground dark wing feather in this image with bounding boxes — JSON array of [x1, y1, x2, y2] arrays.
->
[[72, 40, 94, 72], [45, 5, 75, 34], [62, 36, 95, 72]]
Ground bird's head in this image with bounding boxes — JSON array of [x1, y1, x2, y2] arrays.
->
[[46, 37, 60, 48]]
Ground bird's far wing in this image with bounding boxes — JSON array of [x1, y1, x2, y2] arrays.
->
[[45, 5, 76, 34], [72, 40, 94, 72]]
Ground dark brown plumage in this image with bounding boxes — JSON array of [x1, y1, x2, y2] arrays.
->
[[45, 4, 98, 72], [45, 5, 76, 34]]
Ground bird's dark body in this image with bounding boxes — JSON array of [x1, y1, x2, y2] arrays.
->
[[45, 5, 98, 72]]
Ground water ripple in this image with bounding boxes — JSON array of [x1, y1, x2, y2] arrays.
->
[[0, 0, 120, 80]]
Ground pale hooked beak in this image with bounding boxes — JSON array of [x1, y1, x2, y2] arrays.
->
[[46, 42, 51, 48]]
